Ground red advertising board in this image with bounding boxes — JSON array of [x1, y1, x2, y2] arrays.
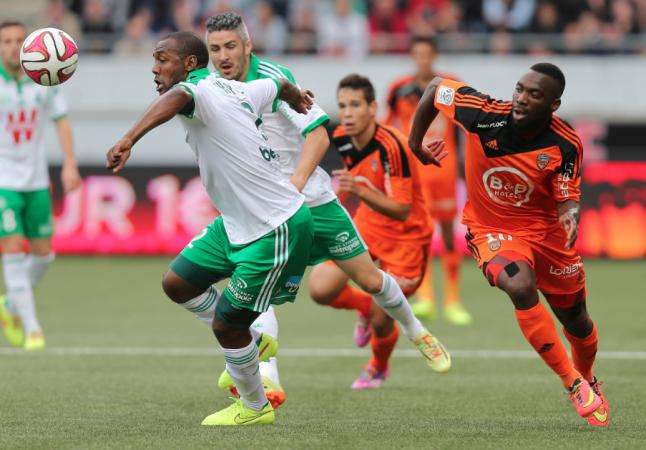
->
[[50, 162, 645, 258]]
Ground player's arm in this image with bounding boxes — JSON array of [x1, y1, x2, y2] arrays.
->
[[276, 78, 313, 115], [106, 88, 192, 174], [54, 117, 81, 193], [333, 169, 411, 221], [290, 125, 329, 192], [408, 77, 448, 166], [557, 200, 580, 250]]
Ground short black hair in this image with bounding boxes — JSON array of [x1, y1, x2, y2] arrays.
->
[[338, 74, 375, 104], [0, 20, 26, 32], [164, 31, 209, 69], [530, 62, 565, 98], [205, 12, 249, 41], [410, 35, 438, 51]]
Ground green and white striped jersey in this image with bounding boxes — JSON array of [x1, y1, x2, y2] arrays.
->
[[177, 68, 304, 245], [0, 62, 67, 191], [242, 54, 336, 207]]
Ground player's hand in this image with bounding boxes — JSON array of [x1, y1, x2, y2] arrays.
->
[[281, 80, 314, 114], [61, 161, 82, 193], [332, 169, 360, 195], [106, 137, 134, 174], [559, 206, 580, 249], [414, 139, 447, 167]]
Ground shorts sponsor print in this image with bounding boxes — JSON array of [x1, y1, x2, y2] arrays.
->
[[307, 200, 367, 265], [170, 205, 313, 313], [465, 225, 586, 295]]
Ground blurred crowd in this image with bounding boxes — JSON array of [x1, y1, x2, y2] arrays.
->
[[5, 0, 646, 55]]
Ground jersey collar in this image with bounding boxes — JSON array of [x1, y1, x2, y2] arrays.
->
[[185, 67, 210, 84], [244, 53, 261, 81], [0, 60, 14, 82]]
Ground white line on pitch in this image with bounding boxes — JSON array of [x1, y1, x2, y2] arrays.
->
[[1, 347, 645, 360]]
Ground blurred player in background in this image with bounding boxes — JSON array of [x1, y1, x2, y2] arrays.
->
[[385, 36, 472, 326], [0, 21, 81, 351], [310, 74, 446, 389], [408, 63, 609, 427], [207, 13, 450, 396]]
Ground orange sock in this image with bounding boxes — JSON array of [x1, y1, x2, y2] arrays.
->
[[563, 324, 598, 382], [514, 302, 580, 388], [417, 261, 434, 303], [442, 251, 461, 305], [328, 284, 372, 318], [369, 324, 399, 372]]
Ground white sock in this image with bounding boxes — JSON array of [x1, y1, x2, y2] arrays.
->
[[372, 270, 425, 340], [180, 286, 220, 326], [222, 338, 268, 411], [252, 307, 281, 384], [28, 252, 55, 287], [2, 253, 41, 333]]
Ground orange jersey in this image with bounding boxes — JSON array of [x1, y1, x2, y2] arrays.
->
[[385, 73, 459, 180], [433, 78, 583, 235], [332, 123, 431, 244]]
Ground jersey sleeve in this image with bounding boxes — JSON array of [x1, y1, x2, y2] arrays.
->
[[278, 100, 329, 137], [47, 86, 69, 120], [176, 81, 204, 122], [433, 78, 507, 133], [245, 78, 281, 114], [551, 136, 583, 203]]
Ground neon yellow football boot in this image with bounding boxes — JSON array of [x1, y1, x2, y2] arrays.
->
[[413, 329, 451, 373], [218, 371, 286, 409], [443, 302, 474, 326], [256, 332, 278, 362], [0, 295, 24, 347], [201, 398, 275, 426], [24, 331, 45, 351], [412, 301, 438, 322]]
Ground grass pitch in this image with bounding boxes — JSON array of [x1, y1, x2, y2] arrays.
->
[[1, 257, 645, 449]]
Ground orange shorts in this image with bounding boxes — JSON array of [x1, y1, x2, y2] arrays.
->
[[418, 167, 457, 222], [465, 226, 586, 295], [364, 231, 430, 296]]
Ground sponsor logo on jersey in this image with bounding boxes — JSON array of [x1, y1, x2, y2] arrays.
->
[[485, 139, 499, 150], [477, 120, 507, 129], [537, 153, 550, 170], [5, 109, 38, 145], [259, 146, 278, 161], [436, 86, 455, 106], [227, 277, 254, 303], [335, 231, 350, 243], [482, 167, 534, 207], [549, 261, 583, 277], [284, 275, 302, 294]]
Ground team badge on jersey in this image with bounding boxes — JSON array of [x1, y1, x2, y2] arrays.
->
[[436, 86, 455, 106], [537, 153, 550, 170]]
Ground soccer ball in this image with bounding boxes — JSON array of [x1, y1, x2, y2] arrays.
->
[[20, 28, 79, 86]]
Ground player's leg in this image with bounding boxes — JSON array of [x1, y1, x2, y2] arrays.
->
[[0, 190, 36, 348], [412, 246, 436, 320], [24, 189, 55, 289], [439, 219, 472, 326]]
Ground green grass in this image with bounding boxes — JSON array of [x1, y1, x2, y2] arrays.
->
[[1, 257, 645, 449]]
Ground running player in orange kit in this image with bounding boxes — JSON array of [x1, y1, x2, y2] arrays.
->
[[408, 63, 609, 426], [384, 36, 472, 325], [309, 74, 442, 389]]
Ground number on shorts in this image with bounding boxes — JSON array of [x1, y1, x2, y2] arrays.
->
[[2, 210, 16, 232]]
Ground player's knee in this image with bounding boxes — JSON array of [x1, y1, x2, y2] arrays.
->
[[161, 269, 203, 304], [352, 269, 383, 295], [211, 316, 249, 347], [499, 268, 537, 308], [1, 236, 24, 254], [308, 279, 333, 305]]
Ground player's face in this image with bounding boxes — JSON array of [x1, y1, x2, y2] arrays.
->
[[337, 88, 377, 137], [207, 30, 251, 81], [410, 42, 436, 78], [0, 25, 26, 71], [512, 71, 561, 128], [151, 40, 186, 95]]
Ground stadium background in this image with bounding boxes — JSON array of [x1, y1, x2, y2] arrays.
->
[[2, 1, 646, 448], [9, 0, 641, 260]]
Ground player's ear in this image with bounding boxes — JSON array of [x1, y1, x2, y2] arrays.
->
[[244, 38, 252, 57], [185, 55, 198, 72], [551, 98, 561, 113], [369, 100, 378, 116]]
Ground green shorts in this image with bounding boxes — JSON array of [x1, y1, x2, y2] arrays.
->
[[308, 199, 367, 266], [170, 204, 314, 313], [0, 188, 53, 239]]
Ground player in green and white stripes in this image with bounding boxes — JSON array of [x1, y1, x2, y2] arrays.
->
[[205, 12, 451, 407]]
